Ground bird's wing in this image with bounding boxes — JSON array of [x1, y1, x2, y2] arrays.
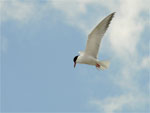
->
[[84, 12, 115, 58]]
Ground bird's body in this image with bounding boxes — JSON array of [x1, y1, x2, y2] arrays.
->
[[73, 12, 115, 70], [77, 53, 97, 65]]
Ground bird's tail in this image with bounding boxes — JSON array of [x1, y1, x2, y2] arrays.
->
[[96, 60, 110, 70]]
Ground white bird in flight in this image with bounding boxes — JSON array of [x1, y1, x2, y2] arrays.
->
[[73, 12, 115, 70]]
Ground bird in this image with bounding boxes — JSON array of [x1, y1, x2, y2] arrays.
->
[[73, 12, 115, 70]]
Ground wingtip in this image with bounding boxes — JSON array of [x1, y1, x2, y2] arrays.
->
[[112, 12, 116, 14], [108, 12, 116, 23], [111, 12, 116, 17], [106, 12, 115, 27]]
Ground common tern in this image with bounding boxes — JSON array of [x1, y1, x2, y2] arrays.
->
[[73, 12, 115, 70]]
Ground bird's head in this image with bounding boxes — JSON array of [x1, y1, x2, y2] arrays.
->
[[73, 55, 79, 68]]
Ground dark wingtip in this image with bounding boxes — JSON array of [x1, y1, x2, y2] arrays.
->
[[105, 12, 116, 30], [110, 12, 116, 19], [112, 12, 116, 15], [111, 12, 116, 19]]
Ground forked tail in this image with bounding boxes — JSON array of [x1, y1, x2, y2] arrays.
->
[[96, 60, 110, 70]]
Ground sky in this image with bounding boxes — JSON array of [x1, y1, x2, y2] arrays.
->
[[0, 0, 150, 112]]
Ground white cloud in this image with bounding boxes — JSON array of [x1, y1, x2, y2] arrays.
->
[[0, 0, 36, 53], [90, 93, 149, 113], [48, 0, 95, 34], [109, 0, 148, 57], [0, 0, 36, 22], [51, 0, 89, 16]]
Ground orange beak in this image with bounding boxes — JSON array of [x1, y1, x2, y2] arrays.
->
[[74, 62, 76, 68]]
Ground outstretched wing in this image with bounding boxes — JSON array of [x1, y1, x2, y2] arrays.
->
[[84, 12, 115, 58]]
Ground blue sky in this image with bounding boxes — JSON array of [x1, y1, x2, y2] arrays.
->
[[0, 0, 150, 112]]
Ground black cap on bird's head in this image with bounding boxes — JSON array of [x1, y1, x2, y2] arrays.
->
[[73, 55, 79, 68]]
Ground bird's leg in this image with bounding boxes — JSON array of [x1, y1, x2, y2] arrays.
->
[[96, 63, 100, 68]]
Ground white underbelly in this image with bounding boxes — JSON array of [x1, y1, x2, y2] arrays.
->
[[77, 55, 97, 65]]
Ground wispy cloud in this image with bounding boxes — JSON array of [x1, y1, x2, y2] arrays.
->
[[48, 0, 95, 34], [109, 0, 149, 57], [90, 92, 149, 113], [0, 0, 37, 22]]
